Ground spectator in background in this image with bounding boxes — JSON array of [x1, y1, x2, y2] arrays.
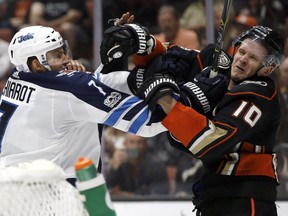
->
[[162, 0, 196, 16], [248, 0, 285, 29], [276, 57, 288, 145], [180, 0, 235, 49], [106, 133, 169, 196], [101, 126, 127, 177], [0, 39, 12, 94], [102, 0, 161, 34], [174, 156, 203, 197], [275, 57, 288, 199], [154, 5, 200, 50], [0, 0, 31, 42], [29, 0, 91, 59], [148, 132, 204, 196], [226, 10, 258, 55]]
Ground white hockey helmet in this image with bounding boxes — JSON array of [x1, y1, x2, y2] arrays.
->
[[8, 25, 65, 72]]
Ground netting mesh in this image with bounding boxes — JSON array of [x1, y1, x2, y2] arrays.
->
[[0, 160, 88, 216]]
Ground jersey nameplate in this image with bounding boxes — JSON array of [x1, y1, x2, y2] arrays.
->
[[2, 80, 36, 103]]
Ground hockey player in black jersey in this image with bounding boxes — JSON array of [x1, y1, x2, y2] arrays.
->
[[137, 26, 284, 215]]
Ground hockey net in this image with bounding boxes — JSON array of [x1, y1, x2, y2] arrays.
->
[[0, 159, 88, 216]]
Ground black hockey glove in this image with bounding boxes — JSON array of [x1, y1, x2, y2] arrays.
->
[[198, 43, 232, 76], [137, 73, 179, 111], [127, 55, 162, 95], [100, 23, 155, 64], [161, 45, 198, 83], [179, 66, 228, 115]]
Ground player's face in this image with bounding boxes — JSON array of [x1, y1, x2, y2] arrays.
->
[[46, 47, 71, 71], [231, 38, 268, 83]]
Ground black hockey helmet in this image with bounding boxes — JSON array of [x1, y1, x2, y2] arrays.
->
[[232, 25, 284, 69]]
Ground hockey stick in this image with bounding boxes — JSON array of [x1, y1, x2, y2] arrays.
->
[[210, 0, 233, 78]]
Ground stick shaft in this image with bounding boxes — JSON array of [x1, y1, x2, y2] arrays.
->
[[210, 0, 233, 78]]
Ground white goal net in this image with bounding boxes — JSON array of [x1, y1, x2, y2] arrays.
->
[[0, 159, 88, 216]]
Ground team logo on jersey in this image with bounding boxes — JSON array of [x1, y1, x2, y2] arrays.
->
[[56, 70, 77, 77], [104, 92, 121, 108], [218, 51, 231, 69], [12, 71, 20, 79]]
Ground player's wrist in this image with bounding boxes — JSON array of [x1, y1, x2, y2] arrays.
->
[[157, 95, 177, 114]]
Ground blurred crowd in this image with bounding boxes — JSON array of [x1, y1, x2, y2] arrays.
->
[[1, 0, 288, 199]]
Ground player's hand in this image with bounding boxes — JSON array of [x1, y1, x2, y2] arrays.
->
[[161, 45, 198, 83], [198, 43, 231, 76], [137, 73, 179, 111], [117, 12, 134, 25], [179, 66, 228, 115], [100, 23, 155, 64], [127, 55, 162, 94], [107, 12, 134, 26], [66, 60, 86, 72]]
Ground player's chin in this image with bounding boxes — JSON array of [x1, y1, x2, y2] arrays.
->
[[231, 74, 244, 83]]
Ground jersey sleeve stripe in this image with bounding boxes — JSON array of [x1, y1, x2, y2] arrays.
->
[[226, 89, 277, 101], [103, 96, 141, 126], [188, 121, 228, 155], [196, 121, 238, 158], [197, 53, 204, 70], [128, 107, 150, 134], [162, 102, 208, 145]]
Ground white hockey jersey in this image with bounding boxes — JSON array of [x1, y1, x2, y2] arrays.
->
[[0, 70, 166, 178]]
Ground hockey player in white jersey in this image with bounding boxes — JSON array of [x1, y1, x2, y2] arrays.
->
[[0, 25, 172, 185]]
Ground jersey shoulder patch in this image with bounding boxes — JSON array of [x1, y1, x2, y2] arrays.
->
[[218, 51, 231, 69]]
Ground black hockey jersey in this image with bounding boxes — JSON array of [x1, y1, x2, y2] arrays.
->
[[162, 76, 280, 202]]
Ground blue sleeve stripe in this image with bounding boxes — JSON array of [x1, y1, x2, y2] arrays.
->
[[104, 96, 141, 126], [95, 73, 101, 80], [128, 107, 150, 134]]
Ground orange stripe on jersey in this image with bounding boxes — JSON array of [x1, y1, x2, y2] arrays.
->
[[250, 198, 255, 216], [234, 153, 276, 179], [133, 37, 166, 67], [226, 89, 277, 101], [168, 43, 178, 49], [197, 53, 204, 71], [162, 102, 208, 145], [242, 141, 254, 152]]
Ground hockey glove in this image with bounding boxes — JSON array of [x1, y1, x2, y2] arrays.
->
[[161, 45, 198, 83], [197, 43, 232, 76], [100, 23, 155, 64], [137, 73, 179, 111], [127, 55, 162, 95], [179, 66, 228, 115]]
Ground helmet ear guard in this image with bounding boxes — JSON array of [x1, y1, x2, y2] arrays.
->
[[8, 26, 67, 72], [232, 25, 284, 69]]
